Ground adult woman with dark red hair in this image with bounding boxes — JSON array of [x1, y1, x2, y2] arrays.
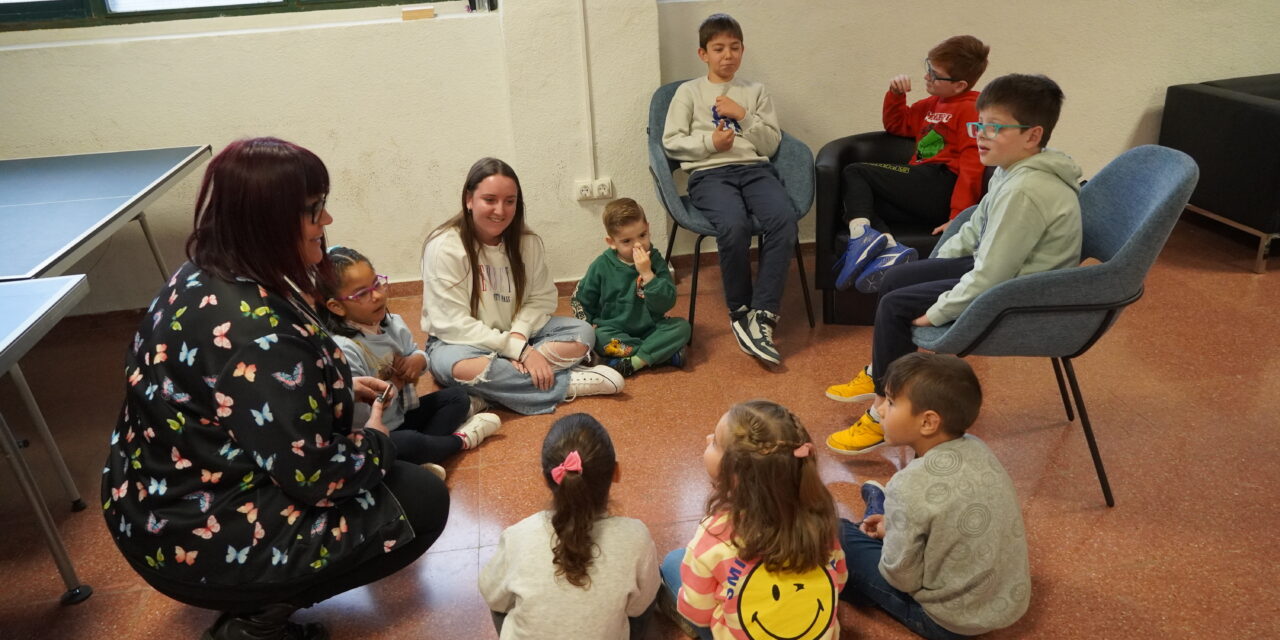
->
[[102, 138, 448, 640]]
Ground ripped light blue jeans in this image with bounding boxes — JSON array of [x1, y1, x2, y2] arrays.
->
[[425, 316, 594, 415]]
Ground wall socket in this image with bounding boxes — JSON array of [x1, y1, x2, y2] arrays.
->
[[574, 177, 614, 201]]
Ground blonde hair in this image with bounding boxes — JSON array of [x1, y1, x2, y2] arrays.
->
[[602, 198, 647, 237], [705, 400, 838, 572]]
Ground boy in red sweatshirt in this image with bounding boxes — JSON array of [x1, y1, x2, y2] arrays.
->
[[834, 35, 990, 294]]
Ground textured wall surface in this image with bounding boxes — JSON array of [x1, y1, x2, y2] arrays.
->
[[2, 0, 1276, 313]]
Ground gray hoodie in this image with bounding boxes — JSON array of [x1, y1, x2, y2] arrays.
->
[[926, 148, 1083, 325]]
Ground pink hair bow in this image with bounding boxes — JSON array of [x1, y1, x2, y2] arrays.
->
[[551, 450, 583, 485], [793, 442, 813, 458]]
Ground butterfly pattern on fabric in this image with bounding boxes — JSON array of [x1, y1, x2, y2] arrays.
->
[[101, 262, 412, 588]]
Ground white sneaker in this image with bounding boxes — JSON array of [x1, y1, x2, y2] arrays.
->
[[466, 394, 489, 419], [564, 365, 625, 401], [456, 412, 501, 450], [421, 463, 447, 481]]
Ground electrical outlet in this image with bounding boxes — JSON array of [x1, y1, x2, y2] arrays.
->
[[593, 178, 614, 200], [574, 181, 592, 201]]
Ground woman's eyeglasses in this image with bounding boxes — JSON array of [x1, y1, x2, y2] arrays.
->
[[306, 195, 327, 224], [336, 274, 388, 302]]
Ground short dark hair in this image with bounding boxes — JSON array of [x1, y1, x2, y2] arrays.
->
[[883, 353, 983, 437], [185, 137, 331, 300], [602, 198, 647, 237], [977, 73, 1065, 147], [928, 35, 990, 87], [541, 414, 617, 588], [698, 13, 742, 49]]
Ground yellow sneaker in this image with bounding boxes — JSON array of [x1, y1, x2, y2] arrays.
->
[[827, 412, 885, 455], [825, 368, 875, 403]]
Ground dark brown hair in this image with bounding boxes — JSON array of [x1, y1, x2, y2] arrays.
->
[[315, 245, 375, 339], [706, 400, 837, 573], [928, 35, 990, 87], [976, 73, 1066, 147], [541, 413, 617, 588], [883, 353, 983, 437], [425, 157, 531, 318], [698, 13, 742, 49], [602, 197, 647, 237], [185, 137, 331, 299]]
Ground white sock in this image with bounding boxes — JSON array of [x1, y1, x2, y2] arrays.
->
[[868, 404, 883, 423], [881, 234, 898, 248], [848, 218, 872, 237], [864, 364, 873, 376]]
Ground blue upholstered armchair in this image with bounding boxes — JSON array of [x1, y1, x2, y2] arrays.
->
[[912, 145, 1199, 506], [646, 80, 815, 330]]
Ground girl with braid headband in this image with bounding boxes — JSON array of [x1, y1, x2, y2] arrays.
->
[[479, 414, 660, 639], [659, 400, 847, 640]]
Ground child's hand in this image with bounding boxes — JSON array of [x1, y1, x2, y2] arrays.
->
[[860, 514, 886, 539], [712, 120, 735, 152], [632, 245, 654, 282], [931, 220, 951, 236], [392, 352, 427, 383], [713, 95, 746, 121], [911, 314, 933, 327], [889, 74, 912, 95]]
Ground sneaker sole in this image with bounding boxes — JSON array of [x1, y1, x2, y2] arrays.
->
[[825, 439, 887, 456], [731, 321, 781, 365], [825, 390, 876, 403]]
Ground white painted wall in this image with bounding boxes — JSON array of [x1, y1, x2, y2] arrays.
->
[[0, 1, 661, 314], [2, 0, 1277, 314]]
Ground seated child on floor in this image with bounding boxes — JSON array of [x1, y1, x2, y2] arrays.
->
[[838, 353, 1030, 639], [570, 198, 691, 377], [659, 400, 847, 640], [319, 246, 500, 479], [479, 413, 660, 639]]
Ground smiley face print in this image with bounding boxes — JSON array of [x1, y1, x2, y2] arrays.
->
[[736, 561, 836, 640]]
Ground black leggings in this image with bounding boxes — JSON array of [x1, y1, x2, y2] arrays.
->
[[390, 386, 471, 464], [841, 162, 956, 231], [132, 461, 449, 613]]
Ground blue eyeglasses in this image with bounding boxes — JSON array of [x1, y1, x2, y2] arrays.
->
[[966, 122, 1033, 140]]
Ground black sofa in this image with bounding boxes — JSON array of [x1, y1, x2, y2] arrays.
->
[[1159, 73, 1280, 273]]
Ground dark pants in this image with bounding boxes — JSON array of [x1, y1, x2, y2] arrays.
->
[[841, 162, 956, 232], [391, 386, 470, 464], [132, 461, 449, 613], [838, 520, 969, 640], [688, 163, 798, 315], [871, 256, 974, 395]]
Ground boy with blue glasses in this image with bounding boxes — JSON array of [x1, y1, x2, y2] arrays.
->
[[826, 74, 1083, 455]]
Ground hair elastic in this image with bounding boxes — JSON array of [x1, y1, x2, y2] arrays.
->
[[792, 442, 813, 458], [551, 450, 583, 485]]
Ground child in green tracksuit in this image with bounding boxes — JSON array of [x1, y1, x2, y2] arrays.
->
[[571, 198, 692, 377]]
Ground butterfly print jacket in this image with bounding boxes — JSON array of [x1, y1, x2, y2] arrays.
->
[[103, 262, 414, 587]]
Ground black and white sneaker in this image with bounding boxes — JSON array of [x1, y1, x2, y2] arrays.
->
[[732, 308, 781, 365]]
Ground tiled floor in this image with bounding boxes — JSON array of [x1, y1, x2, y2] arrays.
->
[[1, 216, 1278, 639]]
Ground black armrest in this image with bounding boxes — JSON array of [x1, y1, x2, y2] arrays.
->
[[814, 133, 915, 287], [1159, 78, 1280, 233]]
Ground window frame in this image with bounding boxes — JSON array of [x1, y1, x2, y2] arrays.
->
[[1, 0, 449, 31]]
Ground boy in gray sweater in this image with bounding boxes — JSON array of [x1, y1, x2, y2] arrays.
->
[[662, 13, 796, 366], [839, 353, 1030, 639], [826, 74, 1082, 454]]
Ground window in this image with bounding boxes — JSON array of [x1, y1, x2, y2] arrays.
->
[[1, 0, 451, 31]]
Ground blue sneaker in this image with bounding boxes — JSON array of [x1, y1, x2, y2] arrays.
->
[[834, 226, 888, 291], [861, 480, 886, 520], [854, 241, 918, 293]]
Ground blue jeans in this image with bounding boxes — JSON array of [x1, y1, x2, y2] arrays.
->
[[425, 316, 593, 415], [688, 162, 798, 315], [660, 548, 714, 640], [839, 520, 968, 640]]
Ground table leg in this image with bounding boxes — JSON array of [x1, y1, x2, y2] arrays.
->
[[135, 212, 171, 280], [8, 365, 84, 510], [0, 411, 93, 604]]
